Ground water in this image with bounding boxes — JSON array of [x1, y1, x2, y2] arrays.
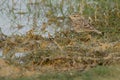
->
[[0, 0, 47, 36], [0, 0, 98, 35]]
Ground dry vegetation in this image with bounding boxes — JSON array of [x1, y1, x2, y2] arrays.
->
[[0, 0, 120, 79]]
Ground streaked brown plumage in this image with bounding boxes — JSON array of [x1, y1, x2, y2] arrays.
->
[[69, 14, 101, 34]]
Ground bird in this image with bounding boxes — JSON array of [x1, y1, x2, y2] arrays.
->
[[69, 13, 102, 34]]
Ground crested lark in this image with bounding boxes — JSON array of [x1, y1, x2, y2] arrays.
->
[[69, 14, 101, 34]]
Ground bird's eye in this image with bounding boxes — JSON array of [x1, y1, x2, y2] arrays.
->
[[73, 15, 76, 17]]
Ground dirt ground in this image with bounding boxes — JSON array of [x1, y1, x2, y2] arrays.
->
[[0, 58, 41, 78]]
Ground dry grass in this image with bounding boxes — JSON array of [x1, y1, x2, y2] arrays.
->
[[0, 0, 120, 79]]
